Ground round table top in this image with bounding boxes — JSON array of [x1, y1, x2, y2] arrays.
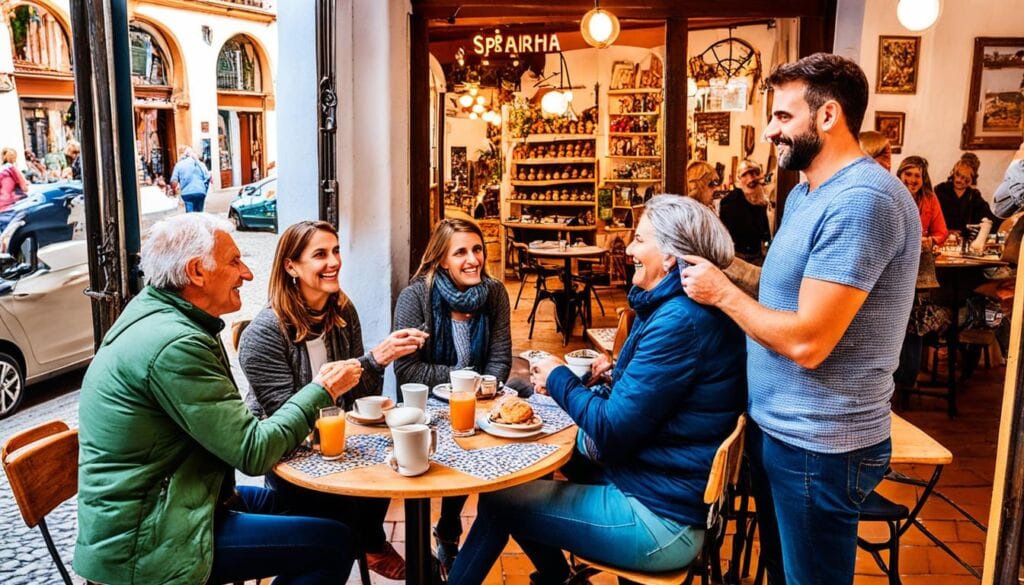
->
[[935, 254, 1007, 268], [273, 402, 577, 499], [527, 245, 606, 259]]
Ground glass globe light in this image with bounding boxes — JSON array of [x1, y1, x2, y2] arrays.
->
[[580, 7, 620, 49], [563, 90, 574, 103], [541, 90, 568, 116], [897, 0, 941, 32], [469, 112, 479, 120], [458, 94, 474, 108], [475, 95, 486, 105]]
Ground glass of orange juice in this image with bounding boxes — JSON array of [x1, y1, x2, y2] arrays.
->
[[317, 406, 346, 460], [449, 391, 477, 437]]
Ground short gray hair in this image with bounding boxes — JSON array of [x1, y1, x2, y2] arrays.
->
[[141, 213, 234, 290], [643, 194, 735, 269]]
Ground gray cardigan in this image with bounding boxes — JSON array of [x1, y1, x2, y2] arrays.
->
[[239, 303, 383, 417], [393, 276, 512, 388]]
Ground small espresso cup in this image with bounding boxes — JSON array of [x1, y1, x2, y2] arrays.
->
[[479, 375, 498, 397], [387, 424, 437, 477], [401, 383, 429, 411], [450, 369, 481, 394], [354, 395, 389, 419]]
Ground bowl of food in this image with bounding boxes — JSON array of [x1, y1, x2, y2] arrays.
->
[[564, 348, 600, 378], [487, 396, 543, 431]]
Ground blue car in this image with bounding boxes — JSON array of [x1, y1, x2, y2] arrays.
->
[[0, 181, 84, 261], [229, 176, 277, 231]]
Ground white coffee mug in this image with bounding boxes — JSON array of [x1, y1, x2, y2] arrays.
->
[[387, 424, 437, 476], [450, 370, 481, 394], [401, 383, 429, 411], [385, 406, 424, 428], [354, 395, 389, 419]]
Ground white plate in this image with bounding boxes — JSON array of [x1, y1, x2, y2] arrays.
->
[[488, 414, 544, 432], [476, 413, 545, 439], [432, 382, 504, 402], [346, 411, 385, 425], [519, 349, 552, 362]]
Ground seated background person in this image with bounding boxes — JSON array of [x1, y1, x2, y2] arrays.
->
[[858, 130, 892, 171], [240, 219, 428, 580], [936, 154, 995, 233], [393, 217, 512, 573], [75, 213, 359, 585], [992, 138, 1024, 218], [685, 160, 720, 210], [719, 159, 772, 265], [447, 195, 746, 585]]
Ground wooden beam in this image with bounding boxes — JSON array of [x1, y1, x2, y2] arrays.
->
[[411, 0, 825, 21], [663, 17, 687, 197], [410, 12, 432, 277]]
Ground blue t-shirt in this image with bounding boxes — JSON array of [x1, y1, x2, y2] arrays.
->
[[170, 156, 211, 196], [748, 157, 920, 453]]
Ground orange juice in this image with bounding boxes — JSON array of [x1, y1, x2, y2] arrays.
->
[[450, 391, 477, 437], [317, 413, 346, 460]]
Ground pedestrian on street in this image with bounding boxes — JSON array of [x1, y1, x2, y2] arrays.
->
[[170, 146, 211, 212], [0, 147, 29, 211], [679, 53, 920, 584], [75, 213, 359, 585]]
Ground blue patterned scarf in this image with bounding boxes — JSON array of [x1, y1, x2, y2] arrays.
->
[[431, 271, 490, 368]]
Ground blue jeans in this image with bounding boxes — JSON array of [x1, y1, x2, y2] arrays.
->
[[747, 422, 891, 585], [208, 486, 355, 585], [447, 479, 704, 585], [182, 192, 206, 212]]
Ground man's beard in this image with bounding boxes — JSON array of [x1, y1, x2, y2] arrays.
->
[[776, 122, 822, 171]]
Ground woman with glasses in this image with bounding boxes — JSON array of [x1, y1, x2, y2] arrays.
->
[[686, 161, 720, 210]]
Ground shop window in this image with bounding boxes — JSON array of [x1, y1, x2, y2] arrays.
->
[[129, 25, 169, 86], [7, 3, 72, 73], [217, 36, 262, 92]]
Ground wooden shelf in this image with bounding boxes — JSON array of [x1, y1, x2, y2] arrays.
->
[[611, 112, 660, 116], [511, 179, 595, 186], [522, 134, 596, 143], [612, 205, 634, 210], [603, 178, 661, 184], [604, 226, 634, 232], [503, 222, 596, 231], [606, 155, 661, 160], [608, 88, 662, 95], [609, 132, 659, 137], [509, 200, 595, 207], [513, 157, 595, 165]]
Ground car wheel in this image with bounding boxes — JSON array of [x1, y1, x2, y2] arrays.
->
[[0, 352, 25, 420], [228, 209, 244, 231]]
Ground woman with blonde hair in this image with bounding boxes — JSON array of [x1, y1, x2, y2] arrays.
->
[[686, 160, 719, 209], [0, 147, 28, 210], [897, 156, 948, 247], [858, 130, 892, 171], [392, 217, 512, 573], [240, 219, 428, 580]]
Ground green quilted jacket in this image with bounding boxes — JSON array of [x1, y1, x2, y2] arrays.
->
[[74, 286, 331, 584]]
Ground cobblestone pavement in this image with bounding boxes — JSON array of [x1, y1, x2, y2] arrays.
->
[[0, 227, 278, 584]]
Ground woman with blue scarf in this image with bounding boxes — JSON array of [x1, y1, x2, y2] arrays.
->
[[447, 196, 746, 585], [393, 217, 512, 573]]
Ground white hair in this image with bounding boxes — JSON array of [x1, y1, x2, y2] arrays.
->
[[141, 213, 234, 290], [643, 194, 735, 269]]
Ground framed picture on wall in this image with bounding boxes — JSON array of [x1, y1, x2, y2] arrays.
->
[[610, 61, 637, 90], [875, 111, 906, 154], [876, 36, 920, 94], [961, 37, 1024, 150]]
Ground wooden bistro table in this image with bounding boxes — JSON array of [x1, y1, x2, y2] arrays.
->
[[527, 244, 607, 345], [274, 402, 577, 585]]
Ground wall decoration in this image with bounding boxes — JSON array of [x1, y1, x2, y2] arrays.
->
[[876, 36, 920, 94], [695, 112, 731, 146], [610, 61, 637, 90], [874, 111, 906, 154], [962, 37, 1024, 150]]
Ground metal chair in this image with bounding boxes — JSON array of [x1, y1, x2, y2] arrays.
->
[[857, 491, 911, 585], [2, 420, 79, 585], [570, 415, 748, 585], [508, 238, 560, 310]]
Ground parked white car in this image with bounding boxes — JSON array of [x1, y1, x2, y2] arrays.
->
[[0, 239, 93, 418]]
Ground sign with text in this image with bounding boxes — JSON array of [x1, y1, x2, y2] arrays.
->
[[473, 32, 561, 58]]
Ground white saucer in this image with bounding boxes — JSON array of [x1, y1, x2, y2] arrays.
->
[[346, 411, 385, 425], [488, 414, 544, 432], [476, 413, 545, 439], [432, 383, 453, 402], [519, 349, 552, 362]]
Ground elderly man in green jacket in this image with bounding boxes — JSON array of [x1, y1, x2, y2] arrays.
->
[[75, 213, 362, 584]]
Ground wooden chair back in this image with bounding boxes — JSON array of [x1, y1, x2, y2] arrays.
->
[[232, 319, 252, 352], [611, 308, 635, 361], [702, 414, 747, 527], [2, 420, 78, 528]]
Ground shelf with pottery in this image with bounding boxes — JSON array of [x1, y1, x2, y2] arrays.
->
[[603, 178, 661, 184], [514, 157, 596, 165], [608, 132, 659, 137], [509, 200, 595, 207], [605, 155, 661, 161], [510, 179, 595, 187], [607, 88, 662, 95]]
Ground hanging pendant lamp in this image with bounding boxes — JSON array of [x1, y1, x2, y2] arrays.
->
[[581, 1, 620, 49]]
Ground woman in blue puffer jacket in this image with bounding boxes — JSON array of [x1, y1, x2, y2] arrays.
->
[[448, 195, 747, 585]]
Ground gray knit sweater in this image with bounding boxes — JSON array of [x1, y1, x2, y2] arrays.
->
[[392, 276, 512, 388], [239, 303, 383, 417]]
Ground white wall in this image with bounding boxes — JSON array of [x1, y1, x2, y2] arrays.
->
[[0, 14, 26, 167], [848, 0, 1024, 200]]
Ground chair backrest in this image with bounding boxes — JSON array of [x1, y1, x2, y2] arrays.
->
[[611, 308, 635, 361], [232, 318, 252, 351], [2, 420, 78, 528], [702, 414, 747, 528]]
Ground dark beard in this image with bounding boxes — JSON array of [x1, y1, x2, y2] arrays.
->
[[776, 122, 823, 171]]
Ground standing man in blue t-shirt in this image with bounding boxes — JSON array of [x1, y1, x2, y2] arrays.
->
[[680, 53, 920, 584], [170, 146, 212, 212]]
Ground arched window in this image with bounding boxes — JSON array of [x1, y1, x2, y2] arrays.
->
[[217, 36, 262, 92], [7, 2, 71, 73], [129, 24, 169, 86]]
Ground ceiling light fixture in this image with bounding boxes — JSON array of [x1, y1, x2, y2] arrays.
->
[[458, 94, 474, 108], [896, 0, 941, 32], [538, 52, 576, 116], [580, 0, 620, 49]]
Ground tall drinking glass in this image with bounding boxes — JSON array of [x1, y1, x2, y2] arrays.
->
[[449, 391, 476, 437], [317, 406, 346, 460]]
